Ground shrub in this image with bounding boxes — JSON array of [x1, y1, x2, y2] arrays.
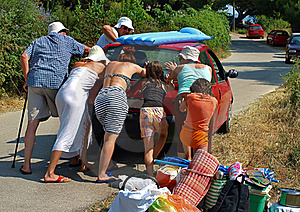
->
[[67, 0, 153, 46], [0, 0, 54, 98], [152, 5, 231, 52], [282, 60, 300, 109], [257, 15, 291, 33]]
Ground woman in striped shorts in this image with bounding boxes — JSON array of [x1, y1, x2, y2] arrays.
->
[[94, 53, 146, 183]]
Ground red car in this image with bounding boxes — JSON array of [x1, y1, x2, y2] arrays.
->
[[267, 30, 289, 45], [247, 24, 264, 39], [101, 42, 238, 152]]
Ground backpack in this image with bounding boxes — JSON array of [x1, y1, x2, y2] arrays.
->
[[208, 175, 250, 212]]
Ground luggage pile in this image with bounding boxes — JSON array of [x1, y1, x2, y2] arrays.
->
[[109, 149, 281, 212]]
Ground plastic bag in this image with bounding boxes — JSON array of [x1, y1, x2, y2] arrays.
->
[[109, 184, 170, 212], [148, 195, 178, 212], [149, 193, 200, 212], [155, 165, 180, 191], [119, 175, 156, 191]]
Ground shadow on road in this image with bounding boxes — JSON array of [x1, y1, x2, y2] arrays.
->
[[1, 133, 177, 184]]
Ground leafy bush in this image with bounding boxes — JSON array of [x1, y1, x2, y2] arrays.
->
[[236, 29, 247, 34], [257, 15, 291, 33], [152, 5, 231, 51], [282, 60, 300, 109], [0, 0, 54, 98], [67, 0, 153, 46]]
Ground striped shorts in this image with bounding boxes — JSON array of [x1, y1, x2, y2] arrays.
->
[[94, 86, 129, 134], [139, 107, 168, 138]]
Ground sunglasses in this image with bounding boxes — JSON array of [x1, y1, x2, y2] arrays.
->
[[123, 26, 132, 32]]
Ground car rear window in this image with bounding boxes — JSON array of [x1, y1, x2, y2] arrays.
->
[[250, 26, 262, 30], [277, 31, 289, 36], [105, 45, 181, 80]]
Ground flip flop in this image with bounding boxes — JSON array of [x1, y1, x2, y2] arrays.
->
[[95, 176, 116, 183], [19, 165, 32, 175], [44, 175, 71, 183], [106, 171, 113, 177]]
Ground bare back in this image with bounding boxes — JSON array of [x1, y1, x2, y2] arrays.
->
[[103, 61, 146, 90]]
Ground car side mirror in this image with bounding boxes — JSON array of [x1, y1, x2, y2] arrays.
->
[[226, 69, 238, 78]]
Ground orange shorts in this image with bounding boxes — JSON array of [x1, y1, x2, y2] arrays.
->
[[180, 125, 208, 149]]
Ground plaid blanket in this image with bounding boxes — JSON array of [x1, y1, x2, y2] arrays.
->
[[173, 149, 220, 206]]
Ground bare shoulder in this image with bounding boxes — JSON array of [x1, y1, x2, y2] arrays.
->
[[195, 63, 209, 69]]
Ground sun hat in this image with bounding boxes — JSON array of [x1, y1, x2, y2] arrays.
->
[[83, 45, 110, 65], [178, 46, 200, 62], [48, 22, 69, 34], [114, 17, 134, 32]]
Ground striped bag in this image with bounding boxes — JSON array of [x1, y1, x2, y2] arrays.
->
[[173, 149, 220, 206], [204, 180, 228, 211]]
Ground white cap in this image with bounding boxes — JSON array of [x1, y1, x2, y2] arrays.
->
[[48, 22, 69, 34], [178, 46, 200, 62], [83, 45, 110, 65], [114, 17, 134, 32]]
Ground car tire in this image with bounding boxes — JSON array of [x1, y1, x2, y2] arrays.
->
[[270, 40, 274, 46], [267, 39, 269, 44], [217, 104, 232, 134], [285, 56, 290, 64]]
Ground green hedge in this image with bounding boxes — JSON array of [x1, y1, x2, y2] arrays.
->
[[0, 0, 231, 98], [0, 0, 53, 98]]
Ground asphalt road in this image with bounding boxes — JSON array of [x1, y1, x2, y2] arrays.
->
[[223, 33, 293, 115], [0, 33, 294, 212]]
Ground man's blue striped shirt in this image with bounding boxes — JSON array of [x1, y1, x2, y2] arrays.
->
[[25, 32, 85, 89]]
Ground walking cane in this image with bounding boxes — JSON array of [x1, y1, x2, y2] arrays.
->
[[11, 92, 28, 168]]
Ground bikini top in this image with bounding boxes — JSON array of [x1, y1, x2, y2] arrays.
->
[[104, 74, 131, 90]]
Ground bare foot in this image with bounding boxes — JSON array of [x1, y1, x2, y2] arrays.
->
[[44, 174, 71, 183], [20, 164, 32, 174], [80, 163, 94, 172]]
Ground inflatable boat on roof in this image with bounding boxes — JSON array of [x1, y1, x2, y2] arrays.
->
[[116, 27, 214, 46]]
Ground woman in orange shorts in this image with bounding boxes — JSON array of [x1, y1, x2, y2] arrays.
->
[[179, 78, 217, 160]]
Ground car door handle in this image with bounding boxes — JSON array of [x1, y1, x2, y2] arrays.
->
[[219, 89, 221, 100]]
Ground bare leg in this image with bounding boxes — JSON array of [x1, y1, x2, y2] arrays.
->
[[143, 136, 154, 176], [153, 129, 168, 159], [70, 155, 80, 166], [182, 143, 192, 161], [80, 119, 92, 171], [173, 95, 187, 157], [98, 132, 119, 180], [44, 150, 70, 182], [21, 119, 40, 173]]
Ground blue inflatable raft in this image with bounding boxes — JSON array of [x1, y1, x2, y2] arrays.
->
[[116, 27, 213, 46]]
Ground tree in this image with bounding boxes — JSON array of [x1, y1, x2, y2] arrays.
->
[[212, 0, 275, 25], [212, 0, 300, 32], [274, 0, 300, 32]]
